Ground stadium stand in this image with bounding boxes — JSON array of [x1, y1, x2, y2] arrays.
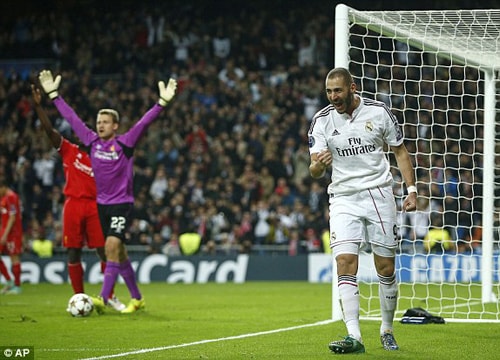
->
[[0, 0, 497, 256]]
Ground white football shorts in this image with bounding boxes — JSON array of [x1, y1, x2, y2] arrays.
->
[[329, 185, 398, 258]]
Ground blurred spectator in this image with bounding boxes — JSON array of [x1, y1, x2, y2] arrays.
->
[[401, 197, 430, 253], [218, 58, 244, 88], [443, 193, 459, 242], [289, 199, 307, 230], [288, 229, 300, 256], [237, 211, 254, 253], [148, 232, 166, 254], [292, 143, 311, 188], [33, 150, 56, 191], [157, 138, 180, 175], [185, 125, 209, 160], [149, 166, 169, 202], [165, 22, 199, 67], [145, 15, 165, 47], [30, 182, 51, 223], [308, 181, 326, 214], [128, 218, 153, 247], [179, 229, 202, 255], [163, 233, 181, 256], [321, 228, 331, 254], [423, 213, 454, 253], [304, 227, 322, 253], [269, 204, 294, 246], [297, 35, 316, 67], [30, 227, 53, 258], [258, 166, 275, 200], [212, 26, 231, 61]]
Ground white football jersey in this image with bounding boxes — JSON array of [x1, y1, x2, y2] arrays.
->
[[308, 95, 403, 196]]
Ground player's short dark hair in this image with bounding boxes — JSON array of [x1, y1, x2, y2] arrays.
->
[[326, 67, 354, 87]]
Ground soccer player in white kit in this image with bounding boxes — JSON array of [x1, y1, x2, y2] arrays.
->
[[308, 68, 417, 354]]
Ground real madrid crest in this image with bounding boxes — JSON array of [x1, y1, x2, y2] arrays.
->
[[365, 121, 373, 132]]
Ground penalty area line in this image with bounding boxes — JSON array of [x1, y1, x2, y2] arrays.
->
[[78, 319, 334, 360]]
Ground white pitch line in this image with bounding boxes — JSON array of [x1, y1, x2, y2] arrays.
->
[[78, 319, 335, 360]]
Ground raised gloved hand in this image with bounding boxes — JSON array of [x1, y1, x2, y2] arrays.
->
[[38, 70, 61, 100], [158, 78, 178, 106]]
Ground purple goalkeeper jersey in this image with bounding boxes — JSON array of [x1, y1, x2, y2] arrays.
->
[[53, 96, 163, 205]]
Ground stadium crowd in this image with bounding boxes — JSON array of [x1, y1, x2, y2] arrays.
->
[[0, 0, 496, 256]]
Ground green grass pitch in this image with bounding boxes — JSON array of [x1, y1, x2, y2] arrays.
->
[[1, 282, 499, 359]]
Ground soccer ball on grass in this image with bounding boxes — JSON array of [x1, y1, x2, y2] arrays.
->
[[67, 293, 94, 317]]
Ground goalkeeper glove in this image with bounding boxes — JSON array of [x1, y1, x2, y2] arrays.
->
[[38, 70, 61, 100], [158, 78, 177, 106]]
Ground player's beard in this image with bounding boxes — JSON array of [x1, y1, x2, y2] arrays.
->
[[333, 92, 356, 115]]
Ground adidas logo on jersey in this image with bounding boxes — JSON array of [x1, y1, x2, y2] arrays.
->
[[332, 129, 340, 136]]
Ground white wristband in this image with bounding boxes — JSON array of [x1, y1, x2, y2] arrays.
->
[[407, 185, 417, 194]]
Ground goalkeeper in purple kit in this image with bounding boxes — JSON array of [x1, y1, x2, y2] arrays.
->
[[38, 69, 177, 314]]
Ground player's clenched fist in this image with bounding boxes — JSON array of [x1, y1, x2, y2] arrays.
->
[[317, 148, 332, 167], [38, 70, 61, 100]]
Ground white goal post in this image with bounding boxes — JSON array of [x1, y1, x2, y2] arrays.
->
[[333, 4, 500, 322]]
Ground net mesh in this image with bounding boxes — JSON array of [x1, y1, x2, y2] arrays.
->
[[345, 8, 500, 321]]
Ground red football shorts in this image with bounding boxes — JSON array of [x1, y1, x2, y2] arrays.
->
[[62, 197, 105, 249], [0, 236, 23, 255]]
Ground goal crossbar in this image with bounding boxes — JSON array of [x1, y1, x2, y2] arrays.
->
[[346, 8, 500, 70]]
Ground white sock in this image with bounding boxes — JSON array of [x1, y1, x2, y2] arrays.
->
[[378, 272, 397, 335], [338, 275, 362, 342]]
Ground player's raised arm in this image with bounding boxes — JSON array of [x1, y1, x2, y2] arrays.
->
[[119, 78, 179, 148], [30, 84, 61, 148], [38, 69, 97, 146]]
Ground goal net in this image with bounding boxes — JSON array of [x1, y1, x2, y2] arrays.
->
[[333, 5, 500, 322]]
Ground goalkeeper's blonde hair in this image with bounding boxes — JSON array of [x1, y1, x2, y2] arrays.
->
[[98, 109, 120, 123]]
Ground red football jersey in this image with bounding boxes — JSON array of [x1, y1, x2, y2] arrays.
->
[[0, 189, 23, 241], [59, 138, 97, 199]]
